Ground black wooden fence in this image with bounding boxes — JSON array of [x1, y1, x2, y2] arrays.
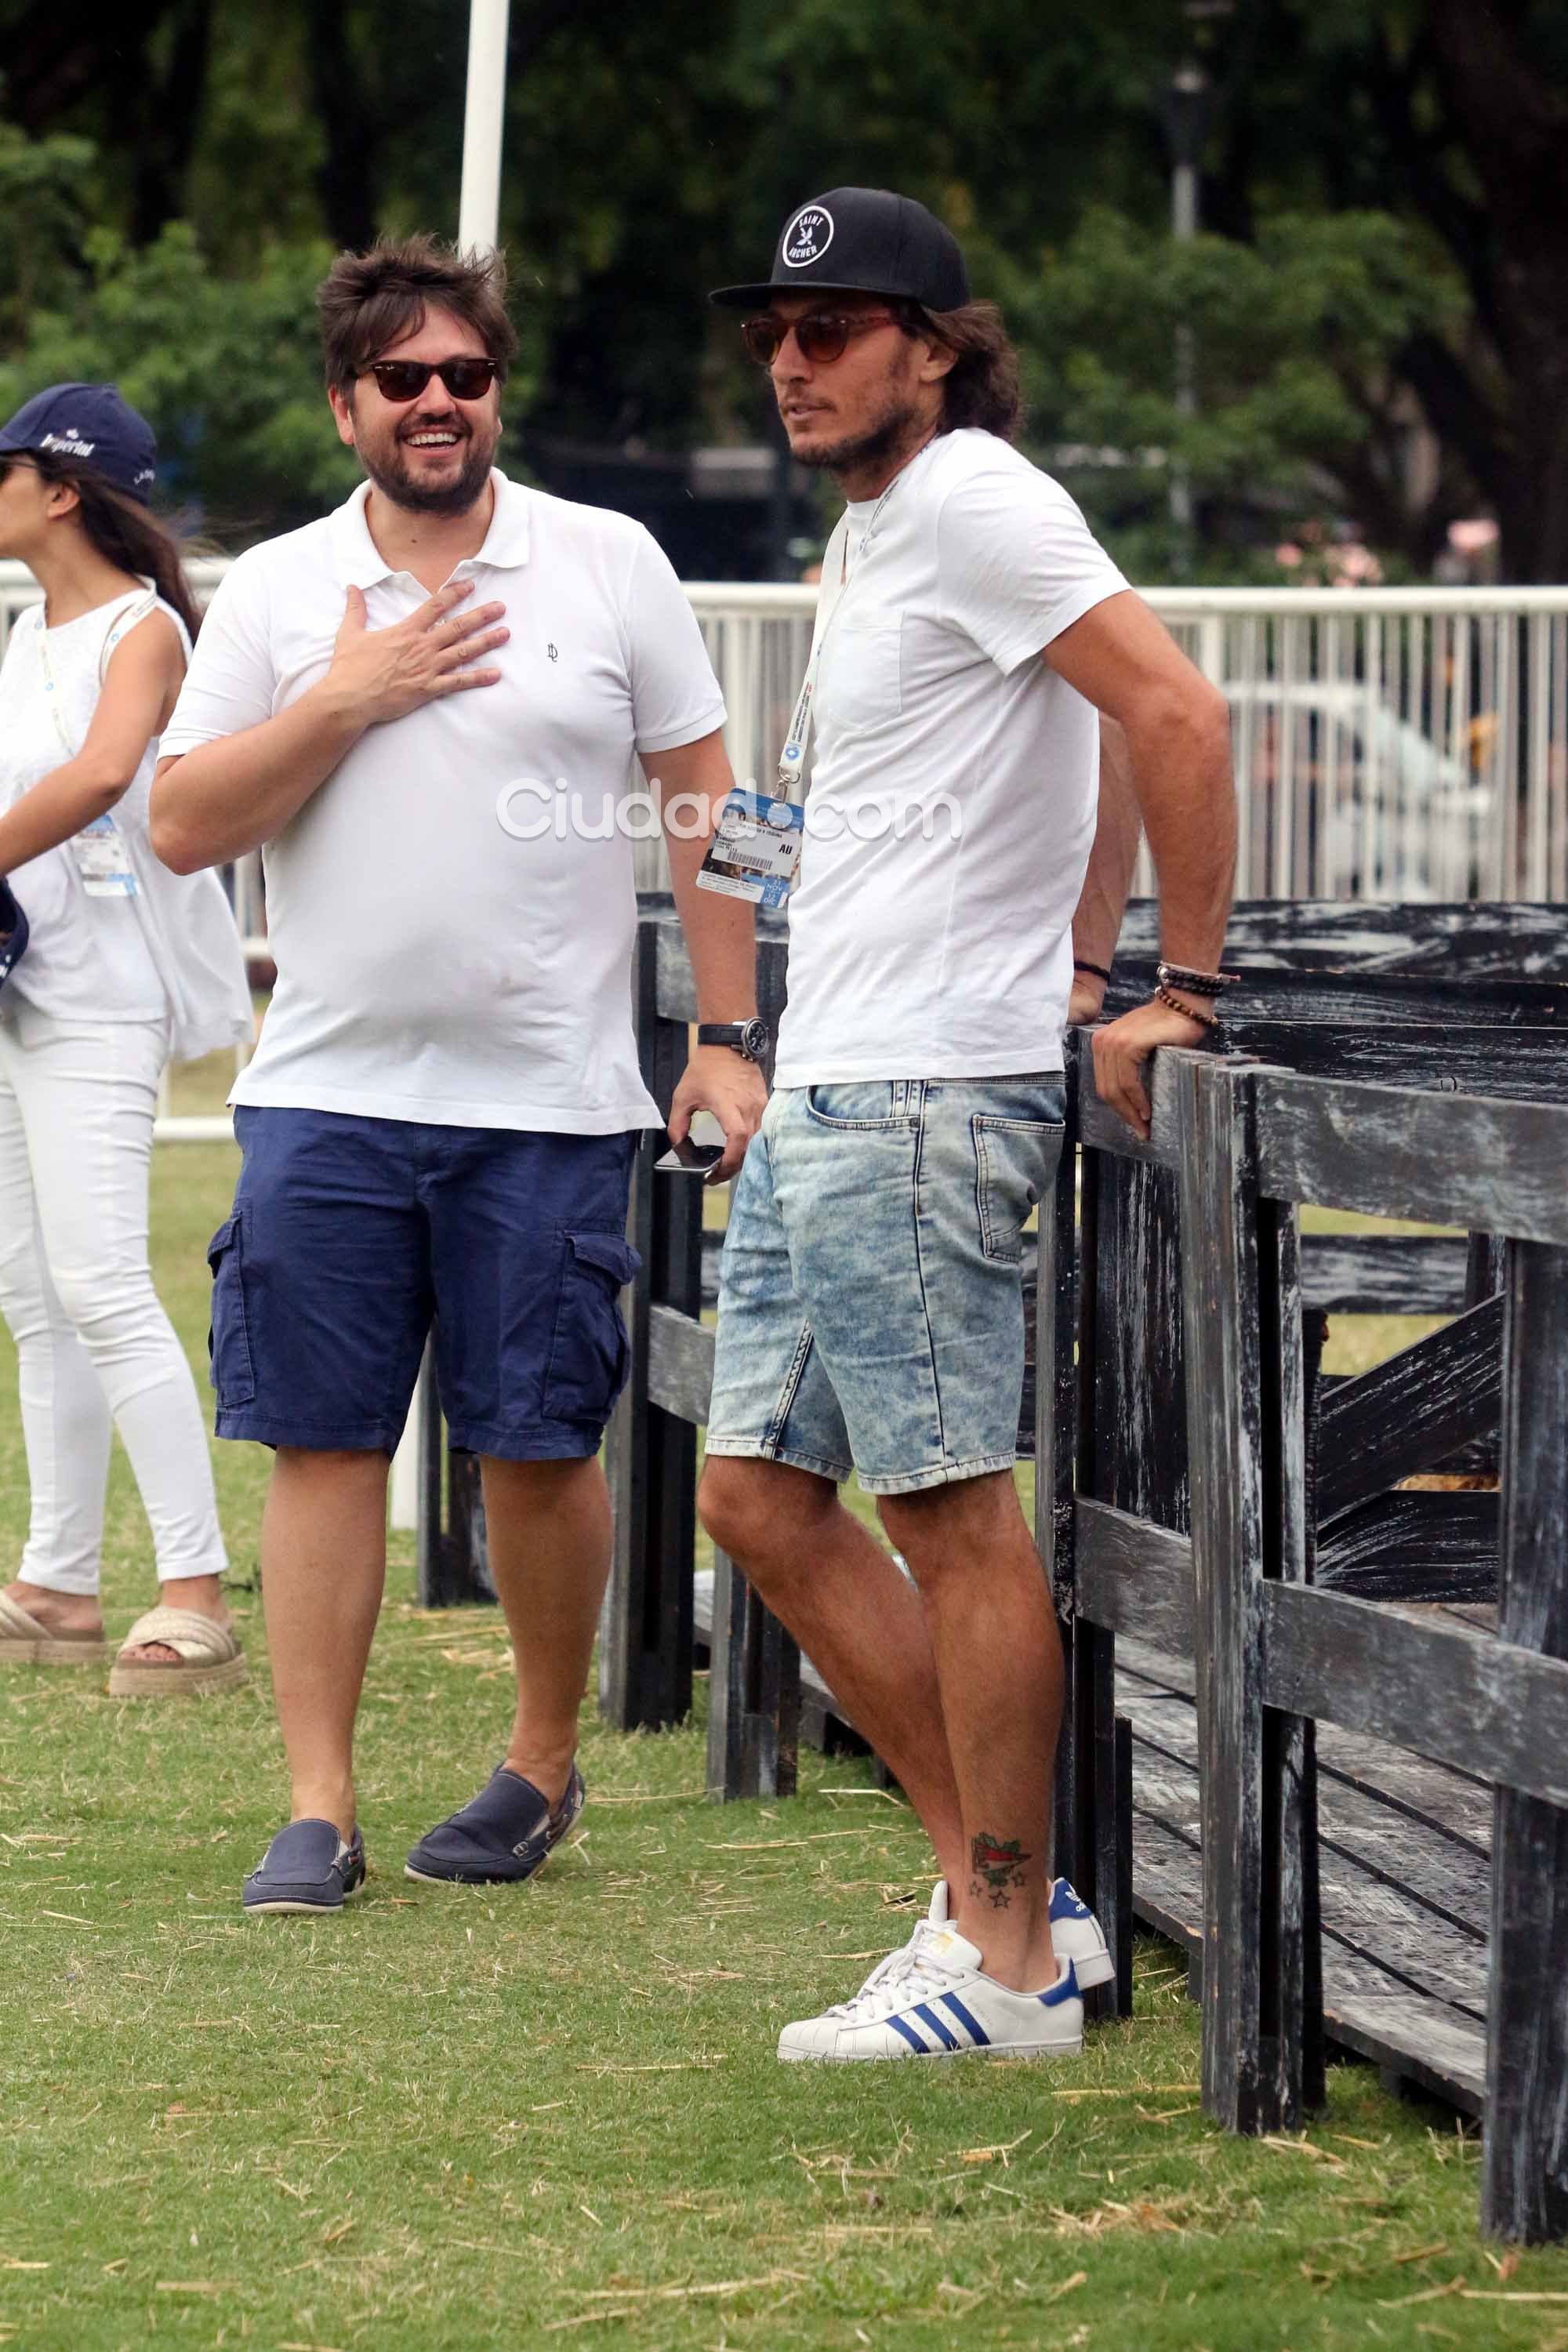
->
[[1047, 910, 1568, 2058], [420, 895, 1568, 2240], [1162, 1050, 1568, 2241], [599, 902, 796, 1795]]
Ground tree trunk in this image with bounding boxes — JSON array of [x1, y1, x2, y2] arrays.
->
[[129, 0, 215, 245], [1423, 0, 1568, 580]]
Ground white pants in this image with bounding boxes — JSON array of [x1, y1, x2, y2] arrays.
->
[[0, 997, 227, 1596]]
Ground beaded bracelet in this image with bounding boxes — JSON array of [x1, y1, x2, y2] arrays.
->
[[1155, 981, 1220, 1029]]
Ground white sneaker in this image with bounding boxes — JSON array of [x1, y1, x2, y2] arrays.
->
[[779, 1922, 1084, 2063], [873, 1877, 1112, 1993], [1048, 1876, 1114, 1991]]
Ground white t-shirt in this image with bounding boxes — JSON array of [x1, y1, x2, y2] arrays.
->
[[772, 430, 1129, 1087], [162, 470, 725, 1131], [0, 593, 172, 1022]]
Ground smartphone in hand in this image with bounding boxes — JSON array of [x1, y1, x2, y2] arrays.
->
[[655, 1132, 725, 1178]]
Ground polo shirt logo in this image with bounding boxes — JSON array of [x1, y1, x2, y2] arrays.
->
[[547, 643, 558, 662], [783, 205, 833, 267]]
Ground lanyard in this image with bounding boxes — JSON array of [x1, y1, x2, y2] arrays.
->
[[36, 588, 158, 763], [775, 514, 848, 800], [775, 449, 926, 801], [34, 589, 157, 901]]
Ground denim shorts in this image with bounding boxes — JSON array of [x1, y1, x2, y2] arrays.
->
[[705, 1075, 1066, 1495], [208, 1108, 639, 1457]]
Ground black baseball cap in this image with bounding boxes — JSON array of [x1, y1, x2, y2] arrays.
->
[[710, 187, 970, 314], [0, 383, 157, 500]]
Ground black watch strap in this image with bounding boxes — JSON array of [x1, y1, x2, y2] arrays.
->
[[699, 1019, 769, 1062]]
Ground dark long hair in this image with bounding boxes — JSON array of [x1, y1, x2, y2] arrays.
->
[[29, 454, 203, 641], [899, 299, 1025, 442]]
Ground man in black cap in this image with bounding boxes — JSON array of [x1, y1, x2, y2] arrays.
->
[[699, 189, 1235, 2063]]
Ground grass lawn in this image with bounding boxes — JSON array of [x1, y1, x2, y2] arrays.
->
[[3, 1134, 1566, 2350]]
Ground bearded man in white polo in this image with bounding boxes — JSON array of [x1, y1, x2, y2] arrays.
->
[[152, 234, 766, 1914], [698, 190, 1236, 2062]]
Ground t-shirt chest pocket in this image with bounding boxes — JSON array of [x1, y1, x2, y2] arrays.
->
[[819, 607, 904, 737]]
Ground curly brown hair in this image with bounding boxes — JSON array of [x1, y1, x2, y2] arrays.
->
[[316, 233, 518, 396], [899, 299, 1025, 442]]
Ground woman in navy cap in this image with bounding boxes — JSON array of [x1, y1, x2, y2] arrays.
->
[[0, 384, 252, 1693]]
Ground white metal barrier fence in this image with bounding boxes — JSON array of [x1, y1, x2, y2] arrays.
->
[[685, 582, 1568, 906], [3, 562, 1564, 1040]]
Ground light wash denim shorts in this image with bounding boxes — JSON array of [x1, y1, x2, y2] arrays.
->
[[705, 1075, 1066, 1496]]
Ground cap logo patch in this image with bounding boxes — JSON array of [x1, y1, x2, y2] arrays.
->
[[783, 204, 834, 268], [40, 429, 96, 460]]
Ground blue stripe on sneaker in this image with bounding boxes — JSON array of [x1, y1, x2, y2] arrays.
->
[[913, 2002, 960, 2051], [887, 2011, 931, 2055], [1039, 1959, 1080, 2006], [939, 1993, 991, 2047]]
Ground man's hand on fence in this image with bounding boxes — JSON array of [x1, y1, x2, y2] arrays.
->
[[323, 581, 510, 727], [668, 1047, 768, 1181], [1091, 999, 1212, 1142]]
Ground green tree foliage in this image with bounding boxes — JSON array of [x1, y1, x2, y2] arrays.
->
[[1004, 207, 1465, 581], [0, 0, 1562, 575], [0, 123, 98, 343], [0, 224, 364, 536]]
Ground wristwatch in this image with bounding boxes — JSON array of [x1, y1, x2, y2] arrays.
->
[[698, 1019, 770, 1062]]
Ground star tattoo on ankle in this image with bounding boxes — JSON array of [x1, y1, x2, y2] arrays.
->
[[968, 1830, 1031, 1911]]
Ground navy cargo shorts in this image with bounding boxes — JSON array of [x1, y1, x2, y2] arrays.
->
[[206, 1107, 641, 1458]]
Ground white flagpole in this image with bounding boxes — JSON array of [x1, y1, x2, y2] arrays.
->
[[458, 0, 511, 252]]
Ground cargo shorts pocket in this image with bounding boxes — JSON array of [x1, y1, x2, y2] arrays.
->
[[972, 1116, 1064, 1265], [543, 1228, 641, 1423], [206, 1212, 257, 1406]]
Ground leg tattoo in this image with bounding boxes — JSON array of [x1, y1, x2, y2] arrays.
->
[[969, 1831, 1032, 1912]]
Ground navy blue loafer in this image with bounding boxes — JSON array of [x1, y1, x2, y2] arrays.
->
[[405, 1762, 585, 1885], [243, 1819, 366, 1914]]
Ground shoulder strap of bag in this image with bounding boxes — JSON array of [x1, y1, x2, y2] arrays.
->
[[35, 588, 160, 762], [98, 587, 159, 684]]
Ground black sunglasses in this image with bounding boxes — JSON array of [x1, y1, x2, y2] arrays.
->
[[361, 357, 502, 403], [741, 309, 908, 368]]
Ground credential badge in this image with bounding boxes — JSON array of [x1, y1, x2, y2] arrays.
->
[[782, 205, 834, 269]]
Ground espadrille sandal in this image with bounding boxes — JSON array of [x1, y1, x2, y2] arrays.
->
[[107, 1606, 249, 1698], [0, 1589, 109, 1665]]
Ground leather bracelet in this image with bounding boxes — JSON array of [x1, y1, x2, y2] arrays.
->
[[1073, 958, 1111, 983], [1155, 981, 1220, 1029], [1157, 960, 1238, 996]]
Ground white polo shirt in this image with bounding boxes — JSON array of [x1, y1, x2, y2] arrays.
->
[[162, 470, 725, 1131], [772, 430, 1129, 1087]]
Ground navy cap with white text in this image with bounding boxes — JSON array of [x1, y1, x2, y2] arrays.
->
[[0, 383, 157, 500], [710, 187, 970, 313]]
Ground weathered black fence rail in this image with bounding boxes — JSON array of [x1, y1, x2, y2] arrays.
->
[[1156, 1050, 1568, 2241], [599, 902, 794, 1797], [1045, 910, 1568, 2075]]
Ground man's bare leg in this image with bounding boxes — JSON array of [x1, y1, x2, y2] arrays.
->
[[479, 1455, 612, 1806], [261, 1448, 390, 1840], [698, 1456, 965, 1886], [879, 1468, 1062, 1994]]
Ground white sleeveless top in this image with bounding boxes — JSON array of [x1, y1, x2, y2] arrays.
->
[[0, 587, 252, 1056]]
